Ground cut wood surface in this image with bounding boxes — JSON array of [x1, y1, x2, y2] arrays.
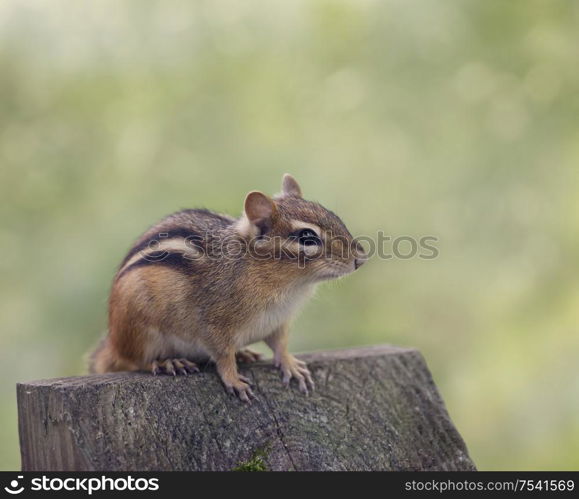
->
[[17, 345, 475, 471]]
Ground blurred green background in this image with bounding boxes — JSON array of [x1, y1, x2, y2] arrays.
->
[[1, 0, 578, 470]]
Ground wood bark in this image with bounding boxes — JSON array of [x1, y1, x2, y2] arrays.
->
[[17, 345, 476, 471]]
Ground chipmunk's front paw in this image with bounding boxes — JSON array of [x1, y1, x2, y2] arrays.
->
[[151, 358, 199, 376], [222, 374, 256, 403], [276, 356, 315, 394], [236, 349, 262, 363]]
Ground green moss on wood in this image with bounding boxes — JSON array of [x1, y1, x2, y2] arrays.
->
[[233, 447, 269, 471]]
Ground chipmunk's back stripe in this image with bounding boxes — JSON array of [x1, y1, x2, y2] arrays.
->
[[120, 228, 204, 268], [116, 252, 196, 281], [117, 235, 204, 277]]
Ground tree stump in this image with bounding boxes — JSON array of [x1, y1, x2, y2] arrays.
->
[[17, 345, 475, 471]]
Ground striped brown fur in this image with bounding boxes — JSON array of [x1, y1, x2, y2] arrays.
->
[[88, 174, 366, 401]]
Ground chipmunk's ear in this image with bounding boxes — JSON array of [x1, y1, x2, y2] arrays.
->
[[282, 173, 302, 198], [240, 191, 276, 236]]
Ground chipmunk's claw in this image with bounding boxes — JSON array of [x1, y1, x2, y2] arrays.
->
[[224, 377, 257, 403], [238, 374, 253, 386], [279, 357, 315, 394], [164, 359, 177, 376], [180, 358, 200, 373], [236, 349, 262, 363], [150, 358, 199, 376]]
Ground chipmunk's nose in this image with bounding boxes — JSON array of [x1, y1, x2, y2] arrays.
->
[[354, 257, 367, 270]]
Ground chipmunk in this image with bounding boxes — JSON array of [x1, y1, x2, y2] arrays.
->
[[89, 174, 366, 401]]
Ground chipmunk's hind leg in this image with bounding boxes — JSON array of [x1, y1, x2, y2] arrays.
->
[[236, 349, 262, 363], [150, 358, 200, 376]]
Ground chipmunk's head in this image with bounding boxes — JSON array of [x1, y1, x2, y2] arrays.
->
[[236, 174, 367, 282]]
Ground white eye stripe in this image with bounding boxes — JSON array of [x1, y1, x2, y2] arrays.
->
[[302, 243, 320, 256], [284, 239, 320, 257]]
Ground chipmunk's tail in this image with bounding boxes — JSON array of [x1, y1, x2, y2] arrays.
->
[[87, 334, 116, 374], [86, 333, 141, 374]]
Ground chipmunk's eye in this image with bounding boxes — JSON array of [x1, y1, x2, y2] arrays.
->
[[294, 228, 321, 246]]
